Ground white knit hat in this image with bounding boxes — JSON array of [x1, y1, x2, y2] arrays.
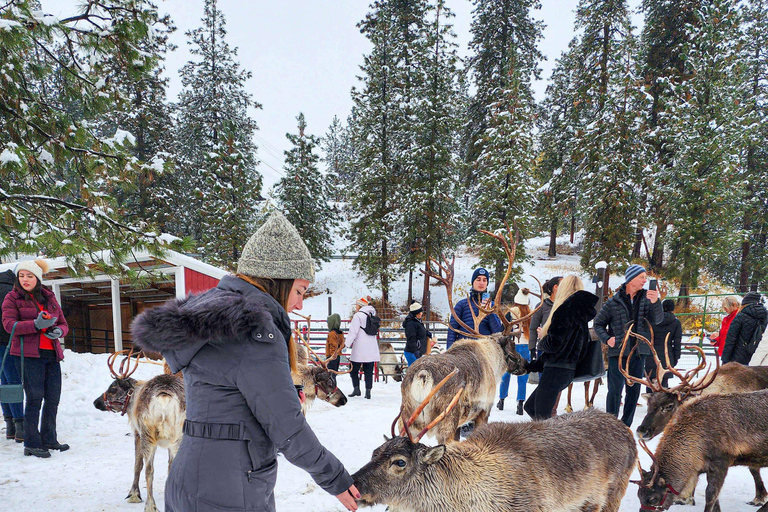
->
[[409, 302, 423, 312], [513, 288, 530, 306], [15, 259, 49, 283]]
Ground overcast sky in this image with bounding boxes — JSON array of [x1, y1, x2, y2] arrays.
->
[[41, 0, 643, 190]]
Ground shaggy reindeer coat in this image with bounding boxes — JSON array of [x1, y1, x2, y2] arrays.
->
[[131, 275, 353, 512]]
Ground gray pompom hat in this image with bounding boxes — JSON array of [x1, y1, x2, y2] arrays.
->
[[236, 211, 315, 282]]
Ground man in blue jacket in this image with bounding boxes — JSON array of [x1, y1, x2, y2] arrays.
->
[[446, 268, 503, 348]]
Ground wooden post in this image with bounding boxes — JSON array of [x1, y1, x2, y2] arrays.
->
[[111, 278, 123, 352]]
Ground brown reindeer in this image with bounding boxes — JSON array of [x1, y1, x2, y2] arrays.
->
[[93, 350, 185, 512], [293, 330, 351, 414], [401, 226, 537, 443], [353, 370, 638, 512], [377, 341, 404, 382]]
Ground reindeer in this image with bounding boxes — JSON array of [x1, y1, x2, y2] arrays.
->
[[563, 328, 608, 412], [353, 369, 638, 512], [93, 350, 185, 512], [620, 324, 768, 512], [378, 341, 404, 382], [292, 326, 351, 414], [400, 227, 538, 444]]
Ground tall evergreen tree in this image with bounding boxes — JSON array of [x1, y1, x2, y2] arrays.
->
[[321, 115, 354, 202], [173, 0, 262, 268], [276, 113, 337, 266]]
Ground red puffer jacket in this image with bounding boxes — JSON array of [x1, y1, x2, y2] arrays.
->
[[2, 287, 67, 360]]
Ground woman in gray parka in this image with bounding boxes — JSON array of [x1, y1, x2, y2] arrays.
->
[[132, 212, 360, 512]]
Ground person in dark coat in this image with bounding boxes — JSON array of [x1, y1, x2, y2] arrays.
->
[[523, 275, 598, 420], [1, 259, 69, 458], [325, 313, 345, 372], [527, 276, 561, 387], [132, 212, 360, 512], [446, 267, 503, 348], [593, 264, 663, 427], [722, 291, 768, 365], [402, 301, 431, 366], [1, 268, 24, 442], [646, 299, 683, 391]]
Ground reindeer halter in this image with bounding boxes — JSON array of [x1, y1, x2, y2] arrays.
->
[[103, 349, 141, 416]]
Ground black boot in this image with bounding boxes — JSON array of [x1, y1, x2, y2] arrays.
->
[[365, 388, 371, 399], [350, 387, 361, 397], [4, 416, 14, 439], [14, 419, 23, 443], [43, 442, 70, 452], [516, 400, 524, 416], [496, 399, 504, 411], [24, 447, 51, 458]]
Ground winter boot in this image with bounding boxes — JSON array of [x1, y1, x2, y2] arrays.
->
[[350, 387, 361, 397], [24, 447, 51, 458], [14, 419, 23, 443], [365, 388, 371, 399], [4, 416, 14, 439], [496, 399, 504, 411], [516, 400, 524, 416]]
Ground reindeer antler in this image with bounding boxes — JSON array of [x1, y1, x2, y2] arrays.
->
[[108, 348, 141, 380], [420, 255, 483, 338], [398, 368, 463, 443], [295, 326, 352, 375]]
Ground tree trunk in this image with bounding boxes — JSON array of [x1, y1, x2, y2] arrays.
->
[[422, 260, 431, 322], [632, 226, 643, 259], [678, 282, 691, 308], [407, 268, 413, 305], [651, 221, 666, 269], [548, 219, 557, 258], [381, 239, 389, 305], [570, 213, 575, 244]]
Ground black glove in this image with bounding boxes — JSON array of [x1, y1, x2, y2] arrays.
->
[[34, 312, 57, 330], [44, 327, 63, 340], [524, 359, 544, 374]]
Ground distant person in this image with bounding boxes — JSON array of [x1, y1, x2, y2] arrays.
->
[[446, 268, 503, 349], [708, 296, 740, 357], [647, 299, 682, 391], [523, 275, 598, 420], [345, 297, 380, 399], [722, 291, 768, 365], [593, 264, 662, 427], [2, 259, 69, 458], [528, 276, 561, 389], [497, 288, 532, 415], [402, 301, 431, 366], [0, 268, 23, 442], [325, 313, 344, 372]]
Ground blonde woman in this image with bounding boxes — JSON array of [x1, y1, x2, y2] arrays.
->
[[708, 296, 740, 357], [523, 275, 598, 420]]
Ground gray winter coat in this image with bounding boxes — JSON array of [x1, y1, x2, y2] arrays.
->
[[593, 284, 664, 358], [529, 298, 553, 352], [131, 275, 353, 512]]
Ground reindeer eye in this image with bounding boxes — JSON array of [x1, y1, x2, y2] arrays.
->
[[392, 459, 406, 468]]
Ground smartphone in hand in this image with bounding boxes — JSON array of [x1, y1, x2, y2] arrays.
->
[[481, 292, 490, 302], [649, 279, 657, 291]]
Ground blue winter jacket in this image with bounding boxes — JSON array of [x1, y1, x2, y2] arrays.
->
[[446, 291, 503, 348]]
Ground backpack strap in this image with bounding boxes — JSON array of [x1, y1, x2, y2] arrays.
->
[[0, 322, 23, 383]]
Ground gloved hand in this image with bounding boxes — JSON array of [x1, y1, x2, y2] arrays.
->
[[34, 311, 57, 330], [524, 359, 544, 374], [44, 326, 63, 340]]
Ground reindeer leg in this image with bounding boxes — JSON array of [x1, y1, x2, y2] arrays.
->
[[749, 467, 768, 506], [126, 432, 143, 503], [704, 465, 728, 512], [143, 439, 159, 512], [565, 385, 573, 413], [589, 378, 602, 408], [583, 382, 590, 410]]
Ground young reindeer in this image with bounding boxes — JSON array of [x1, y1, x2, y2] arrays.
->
[[93, 350, 185, 512], [400, 226, 538, 444], [353, 369, 638, 512], [293, 326, 350, 414]]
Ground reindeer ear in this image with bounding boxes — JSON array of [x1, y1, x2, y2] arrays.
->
[[421, 445, 446, 465], [383, 435, 390, 442], [641, 393, 652, 401]]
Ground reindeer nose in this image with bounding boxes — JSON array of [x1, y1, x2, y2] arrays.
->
[[93, 397, 105, 410], [338, 395, 348, 406]]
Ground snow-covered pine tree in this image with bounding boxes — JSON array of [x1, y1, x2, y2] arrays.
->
[[321, 115, 355, 202], [464, 0, 544, 290], [173, 0, 262, 267], [0, 0, 179, 273], [275, 113, 337, 267]]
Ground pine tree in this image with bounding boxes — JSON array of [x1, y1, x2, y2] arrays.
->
[[321, 115, 354, 202], [173, 0, 262, 268], [275, 113, 337, 266], [0, 0, 180, 273]]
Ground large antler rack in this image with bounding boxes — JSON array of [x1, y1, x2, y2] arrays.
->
[[395, 368, 464, 443], [108, 348, 141, 380], [293, 313, 351, 375]]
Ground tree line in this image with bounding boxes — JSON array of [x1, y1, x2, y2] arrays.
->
[[1, 0, 766, 306]]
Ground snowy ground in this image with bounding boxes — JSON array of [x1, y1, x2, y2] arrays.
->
[[0, 350, 763, 512]]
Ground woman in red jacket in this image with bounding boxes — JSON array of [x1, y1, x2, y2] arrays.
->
[[708, 296, 740, 357], [1, 259, 69, 458]]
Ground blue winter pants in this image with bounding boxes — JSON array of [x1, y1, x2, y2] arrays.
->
[[499, 344, 530, 401], [403, 351, 419, 366], [606, 354, 646, 427], [15, 350, 62, 449], [1, 348, 23, 419]]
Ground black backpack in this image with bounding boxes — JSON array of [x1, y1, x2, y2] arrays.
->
[[362, 312, 381, 336], [745, 321, 766, 355]]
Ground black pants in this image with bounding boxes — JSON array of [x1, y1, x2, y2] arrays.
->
[[607, 355, 645, 427], [15, 349, 62, 449], [644, 357, 672, 393], [350, 362, 374, 390], [524, 366, 575, 420], [327, 356, 341, 372]]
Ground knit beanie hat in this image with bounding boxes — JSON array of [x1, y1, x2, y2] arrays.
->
[[662, 299, 675, 313], [356, 297, 369, 308], [742, 291, 762, 306], [237, 211, 315, 282], [514, 288, 530, 306], [471, 267, 489, 285], [625, 264, 646, 284], [15, 258, 49, 283], [409, 301, 423, 315]]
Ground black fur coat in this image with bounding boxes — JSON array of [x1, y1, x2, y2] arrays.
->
[[537, 290, 599, 369]]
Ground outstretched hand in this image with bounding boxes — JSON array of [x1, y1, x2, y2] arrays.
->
[[336, 484, 361, 511]]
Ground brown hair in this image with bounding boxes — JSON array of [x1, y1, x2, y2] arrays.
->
[[14, 275, 46, 305], [236, 274, 298, 372], [513, 304, 532, 340]]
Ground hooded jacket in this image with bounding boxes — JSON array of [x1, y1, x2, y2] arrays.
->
[[722, 302, 768, 365], [650, 311, 683, 366], [537, 290, 599, 369], [0, 269, 15, 346], [325, 313, 344, 358], [402, 313, 431, 355], [446, 290, 503, 348], [131, 275, 352, 512], [593, 284, 664, 358]]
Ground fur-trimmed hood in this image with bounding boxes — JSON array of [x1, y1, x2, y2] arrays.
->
[[132, 275, 292, 372]]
